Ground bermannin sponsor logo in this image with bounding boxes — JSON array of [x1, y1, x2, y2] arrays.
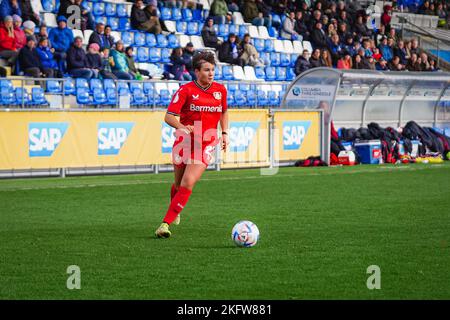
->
[[189, 104, 222, 112]]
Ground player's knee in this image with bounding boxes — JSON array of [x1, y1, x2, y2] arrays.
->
[[180, 177, 196, 190]]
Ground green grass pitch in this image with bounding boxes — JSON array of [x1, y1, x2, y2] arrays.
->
[[0, 163, 449, 299]]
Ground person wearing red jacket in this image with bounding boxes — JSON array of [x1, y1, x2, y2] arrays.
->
[[12, 14, 25, 49], [0, 15, 19, 71]]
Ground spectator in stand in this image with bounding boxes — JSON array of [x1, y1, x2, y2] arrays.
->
[[228, 0, 239, 12], [308, 10, 322, 33], [12, 14, 25, 50], [321, 49, 333, 68], [375, 57, 389, 71], [281, 11, 301, 40], [89, 22, 108, 51], [19, 0, 40, 25], [311, 21, 328, 49], [429, 59, 439, 72], [240, 33, 263, 66], [406, 53, 419, 71], [337, 10, 351, 31], [343, 35, 356, 56], [218, 33, 243, 66], [294, 11, 309, 41], [394, 40, 407, 66], [104, 25, 115, 48], [125, 46, 150, 79], [99, 47, 117, 79], [242, 0, 260, 24], [410, 38, 419, 56], [18, 36, 44, 78], [66, 36, 95, 79], [436, 2, 447, 27], [201, 18, 222, 49], [182, 42, 196, 80], [328, 34, 343, 64], [388, 56, 404, 71], [353, 15, 371, 39], [48, 16, 74, 73], [74, 0, 95, 31], [210, 0, 228, 25], [419, 1, 434, 15], [309, 48, 323, 68], [372, 47, 382, 61], [327, 23, 336, 37], [131, 0, 162, 34], [36, 37, 60, 78], [272, 0, 288, 16], [110, 40, 134, 80], [379, 36, 393, 62], [86, 43, 103, 79], [294, 49, 311, 75], [22, 19, 36, 42], [381, 4, 392, 33], [36, 25, 50, 46], [337, 51, 352, 69], [0, 0, 21, 21], [224, 11, 233, 24], [0, 16, 18, 71], [420, 52, 431, 71], [337, 22, 352, 43], [170, 47, 192, 81], [255, 0, 272, 28]]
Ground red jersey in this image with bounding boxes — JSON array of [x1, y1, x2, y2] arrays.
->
[[167, 81, 227, 167], [167, 81, 227, 135]]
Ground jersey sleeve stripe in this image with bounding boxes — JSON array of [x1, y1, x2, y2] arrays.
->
[[167, 111, 180, 116]]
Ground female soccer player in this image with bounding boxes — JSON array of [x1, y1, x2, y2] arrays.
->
[[155, 51, 228, 238]]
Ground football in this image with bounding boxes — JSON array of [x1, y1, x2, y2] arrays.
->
[[231, 221, 260, 247]]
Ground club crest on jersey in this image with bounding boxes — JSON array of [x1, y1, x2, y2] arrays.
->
[[192, 94, 200, 100], [213, 92, 222, 100]]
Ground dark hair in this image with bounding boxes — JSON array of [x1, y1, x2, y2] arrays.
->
[[192, 51, 215, 70]]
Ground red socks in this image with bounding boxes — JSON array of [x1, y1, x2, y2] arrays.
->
[[170, 184, 178, 201], [163, 186, 192, 225]]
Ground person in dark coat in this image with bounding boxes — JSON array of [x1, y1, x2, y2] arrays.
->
[[18, 36, 42, 77], [169, 47, 192, 81], [309, 48, 323, 68], [294, 49, 311, 75], [218, 33, 243, 66], [310, 21, 328, 49], [88, 22, 108, 51], [201, 18, 221, 49], [66, 36, 94, 79]]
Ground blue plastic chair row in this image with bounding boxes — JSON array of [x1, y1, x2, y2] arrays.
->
[[226, 90, 282, 107], [122, 32, 179, 48], [0, 87, 49, 106], [91, 2, 129, 18]]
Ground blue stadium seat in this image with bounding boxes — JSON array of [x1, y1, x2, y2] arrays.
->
[[64, 78, 76, 95], [286, 67, 296, 81], [259, 52, 270, 66], [159, 89, 171, 106], [105, 3, 116, 16], [160, 7, 172, 20], [264, 39, 274, 52], [222, 65, 234, 80], [254, 38, 265, 52], [247, 90, 256, 105], [106, 88, 117, 106], [117, 82, 129, 93], [143, 82, 154, 94], [149, 48, 161, 63], [76, 78, 89, 90], [122, 32, 134, 46], [176, 21, 187, 33], [268, 26, 278, 38], [239, 25, 249, 38], [218, 24, 229, 37], [229, 24, 238, 36], [103, 79, 116, 91], [46, 80, 62, 93], [167, 34, 179, 48], [90, 78, 103, 92], [271, 14, 281, 27], [132, 89, 146, 106], [1, 89, 15, 105], [172, 8, 182, 21], [130, 82, 143, 92], [258, 90, 271, 107], [276, 67, 287, 81], [239, 83, 251, 92], [116, 4, 127, 17], [227, 91, 235, 106], [228, 82, 238, 93], [234, 90, 247, 107], [146, 33, 157, 47], [254, 66, 265, 80], [180, 8, 192, 21], [30, 88, 48, 106], [290, 54, 297, 67], [280, 53, 291, 67], [270, 52, 281, 66], [93, 89, 107, 105], [268, 91, 279, 106], [95, 16, 107, 26], [93, 2, 105, 16], [214, 65, 222, 80], [156, 34, 168, 48], [137, 47, 149, 62], [161, 48, 171, 63], [0, 79, 13, 91], [42, 0, 54, 12], [192, 8, 202, 21], [76, 88, 90, 105], [118, 86, 130, 97], [134, 32, 146, 46], [107, 17, 119, 31], [265, 67, 276, 81], [187, 22, 199, 35], [119, 17, 130, 31]]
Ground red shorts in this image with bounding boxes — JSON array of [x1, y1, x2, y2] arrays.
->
[[172, 135, 218, 167]]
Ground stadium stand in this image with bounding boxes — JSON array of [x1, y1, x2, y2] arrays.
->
[[0, 0, 447, 109]]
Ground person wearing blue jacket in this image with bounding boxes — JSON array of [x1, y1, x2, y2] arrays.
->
[[36, 37, 60, 78], [0, 0, 21, 20], [48, 16, 74, 73]]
